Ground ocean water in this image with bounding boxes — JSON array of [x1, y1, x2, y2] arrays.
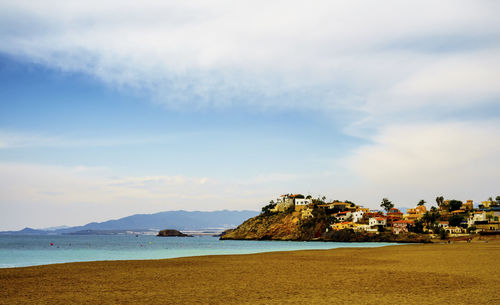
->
[[0, 235, 396, 268]]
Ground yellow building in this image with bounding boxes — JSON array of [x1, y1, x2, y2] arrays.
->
[[331, 222, 354, 231], [475, 222, 500, 232], [461, 200, 474, 210], [481, 200, 494, 209], [405, 205, 427, 221]]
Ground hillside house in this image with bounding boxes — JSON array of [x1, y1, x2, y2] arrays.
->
[[273, 194, 306, 212], [475, 221, 500, 232], [331, 221, 354, 231], [450, 209, 466, 216], [392, 220, 414, 234], [387, 208, 403, 218], [461, 200, 474, 210], [334, 211, 352, 222], [294, 198, 312, 211], [445, 226, 464, 235], [351, 210, 366, 223], [405, 205, 426, 221], [479, 200, 494, 209], [365, 211, 384, 219], [353, 224, 375, 232], [369, 217, 387, 227], [468, 211, 486, 226]]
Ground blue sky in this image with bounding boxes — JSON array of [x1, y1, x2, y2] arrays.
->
[[0, 54, 357, 177], [1, 1, 499, 229]]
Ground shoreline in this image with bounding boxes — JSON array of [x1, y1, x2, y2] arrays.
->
[[1, 243, 401, 270], [1, 235, 493, 270], [0, 239, 399, 270], [1, 241, 498, 304]]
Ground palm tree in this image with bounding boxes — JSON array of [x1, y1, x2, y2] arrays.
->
[[422, 212, 432, 231], [422, 211, 439, 232], [380, 198, 394, 212], [418, 200, 426, 206], [435, 196, 444, 207]]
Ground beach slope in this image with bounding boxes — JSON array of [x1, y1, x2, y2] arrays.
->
[[0, 242, 498, 304]]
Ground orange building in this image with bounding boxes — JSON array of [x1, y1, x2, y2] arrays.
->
[[405, 205, 426, 221]]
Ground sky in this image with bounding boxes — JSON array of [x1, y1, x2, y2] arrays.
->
[[1, 0, 499, 230]]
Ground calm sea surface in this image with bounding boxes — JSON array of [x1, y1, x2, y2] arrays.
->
[[0, 235, 396, 268]]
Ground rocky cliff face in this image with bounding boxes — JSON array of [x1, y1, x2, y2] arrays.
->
[[220, 211, 327, 241]]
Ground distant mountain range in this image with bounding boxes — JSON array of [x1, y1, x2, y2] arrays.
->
[[0, 210, 259, 235]]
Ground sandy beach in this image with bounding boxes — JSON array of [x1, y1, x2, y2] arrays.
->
[[0, 241, 498, 304]]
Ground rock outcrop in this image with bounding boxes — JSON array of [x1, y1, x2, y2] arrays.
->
[[220, 211, 328, 241], [157, 229, 192, 237]]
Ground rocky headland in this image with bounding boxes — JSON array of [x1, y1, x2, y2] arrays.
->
[[220, 210, 431, 243]]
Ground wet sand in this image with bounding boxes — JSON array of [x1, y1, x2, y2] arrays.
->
[[0, 241, 499, 304]]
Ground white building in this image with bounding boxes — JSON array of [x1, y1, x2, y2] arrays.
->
[[468, 211, 486, 226], [445, 226, 464, 235], [351, 210, 365, 223], [334, 211, 352, 222], [295, 198, 312, 206], [353, 224, 374, 232], [369, 217, 386, 227]]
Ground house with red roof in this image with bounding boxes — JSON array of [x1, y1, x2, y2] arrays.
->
[[334, 211, 352, 222], [392, 220, 414, 234], [369, 217, 387, 227]]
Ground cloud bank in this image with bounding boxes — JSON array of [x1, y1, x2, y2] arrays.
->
[[1, 0, 499, 118], [348, 121, 500, 200]]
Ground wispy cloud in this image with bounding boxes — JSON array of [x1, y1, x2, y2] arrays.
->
[[0, 130, 185, 149]]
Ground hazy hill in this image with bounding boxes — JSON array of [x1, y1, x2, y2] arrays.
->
[[1, 210, 259, 234]]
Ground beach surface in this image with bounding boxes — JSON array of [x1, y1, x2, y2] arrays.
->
[[0, 241, 498, 304]]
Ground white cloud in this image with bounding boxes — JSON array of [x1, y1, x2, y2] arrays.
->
[[347, 121, 500, 205], [0, 0, 499, 117], [0, 162, 286, 229]]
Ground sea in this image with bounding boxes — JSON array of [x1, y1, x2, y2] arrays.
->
[[0, 235, 396, 268]]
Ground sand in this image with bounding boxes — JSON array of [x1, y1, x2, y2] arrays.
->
[[0, 241, 499, 304]]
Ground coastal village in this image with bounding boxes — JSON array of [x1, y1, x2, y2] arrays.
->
[[268, 194, 500, 238]]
